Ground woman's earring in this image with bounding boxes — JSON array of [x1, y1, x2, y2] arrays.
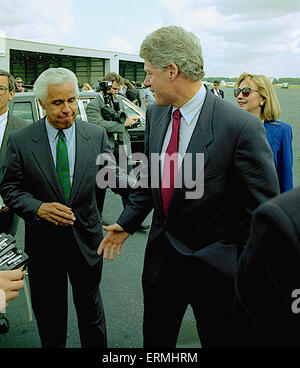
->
[[260, 101, 265, 106]]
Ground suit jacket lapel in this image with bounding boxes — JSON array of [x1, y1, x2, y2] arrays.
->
[[151, 106, 172, 214], [152, 106, 173, 155], [68, 120, 91, 204], [31, 118, 65, 203], [0, 112, 18, 169], [184, 86, 214, 166], [170, 86, 215, 212]]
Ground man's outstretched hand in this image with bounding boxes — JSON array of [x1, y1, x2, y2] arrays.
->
[[98, 223, 130, 260]]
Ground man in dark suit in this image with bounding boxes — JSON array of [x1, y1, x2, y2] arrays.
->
[[0, 67, 131, 348], [0, 69, 28, 333], [210, 80, 224, 98], [0, 70, 28, 234], [98, 26, 280, 347], [232, 186, 300, 347]]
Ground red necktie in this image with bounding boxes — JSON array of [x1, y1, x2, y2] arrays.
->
[[161, 109, 181, 215]]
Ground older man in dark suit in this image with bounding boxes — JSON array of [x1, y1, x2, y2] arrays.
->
[[98, 26, 280, 347], [0, 67, 132, 347]]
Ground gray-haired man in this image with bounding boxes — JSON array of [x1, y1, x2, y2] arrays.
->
[[0, 67, 132, 347], [98, 26, 279, 348]]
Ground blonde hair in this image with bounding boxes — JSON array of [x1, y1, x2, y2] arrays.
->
[[237, 72, 280, 121]]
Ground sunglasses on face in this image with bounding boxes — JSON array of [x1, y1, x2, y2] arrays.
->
[[234, 87, 259, 97]]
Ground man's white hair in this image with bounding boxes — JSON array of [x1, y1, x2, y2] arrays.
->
[[33, 67, 79, 103]]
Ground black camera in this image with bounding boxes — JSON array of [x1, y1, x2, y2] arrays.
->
[[101, 105, 127, 124], [0, 233, 29, 271], [98, 80, 112, 94]]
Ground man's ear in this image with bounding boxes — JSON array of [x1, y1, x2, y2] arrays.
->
[[8, 90, 15, 101], [167, 62, 179, 80]]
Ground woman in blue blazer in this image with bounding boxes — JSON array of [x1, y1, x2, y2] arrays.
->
[[235, 72, 293, 193]]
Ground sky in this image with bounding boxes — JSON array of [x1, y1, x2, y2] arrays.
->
[[1, 0, 300, 78]]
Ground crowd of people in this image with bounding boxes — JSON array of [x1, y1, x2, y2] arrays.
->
[[0, 24, 298, 348]]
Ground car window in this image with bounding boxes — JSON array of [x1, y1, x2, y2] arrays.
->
[[81, 100, 90, 112], [118, 97, 145, 124], [78, 99, 92, 121], [11, 102, 34, 123]]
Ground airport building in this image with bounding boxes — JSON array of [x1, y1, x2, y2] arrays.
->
[[0, 37, 146, 89]]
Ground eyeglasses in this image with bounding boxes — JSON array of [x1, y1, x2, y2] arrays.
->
[[0, 86, 9, 96], [234, 87, 259, 97], [16, 81, 23, 83]]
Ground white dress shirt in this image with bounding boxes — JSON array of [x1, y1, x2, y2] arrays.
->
[[213, 88, 221, 97], [160, 83, 207, 176], [0, 111, 8, 149], [45, 118, 76, 185]]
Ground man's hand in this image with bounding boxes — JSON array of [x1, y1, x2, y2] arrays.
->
[[125, 115, 139, 128], [37, 202, 76, 226], [98, 223, 130, 260], [0, 269, 25, 309]]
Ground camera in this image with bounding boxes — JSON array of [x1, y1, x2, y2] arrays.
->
[[98, 80, 127, 124], [0, 233, 29, 271], [98, 80, 112, 95]]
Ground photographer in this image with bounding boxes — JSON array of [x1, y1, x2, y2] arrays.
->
[[87, 72, 138, 161], [86, 73, 149, 230]]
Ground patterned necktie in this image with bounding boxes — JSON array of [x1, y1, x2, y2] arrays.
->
[[161, 109, 181, 216], [56, 130, 71, 203]]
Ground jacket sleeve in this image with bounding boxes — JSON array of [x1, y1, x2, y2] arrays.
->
[[116, 107, 154, 233], [235, 199, 299, 323], [277, 123, 293, 193], [86, 96, 127, 134], [95, 129, 134, 200], [0, 134, 43, 223], [233, 116, 280, 233]]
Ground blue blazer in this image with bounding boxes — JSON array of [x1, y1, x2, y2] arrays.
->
[[264, 120, 293, 193]]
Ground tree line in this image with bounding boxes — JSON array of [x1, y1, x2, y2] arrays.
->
[[205, 77, 300, 85]]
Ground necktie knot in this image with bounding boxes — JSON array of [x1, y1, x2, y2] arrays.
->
[[58, 130, 65, 139], [173, 108, 181, 122]]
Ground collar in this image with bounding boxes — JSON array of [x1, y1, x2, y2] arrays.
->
[[0, 111, 8, 123], [172, 83, 206, 124], [45, 117, 75, 142]]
